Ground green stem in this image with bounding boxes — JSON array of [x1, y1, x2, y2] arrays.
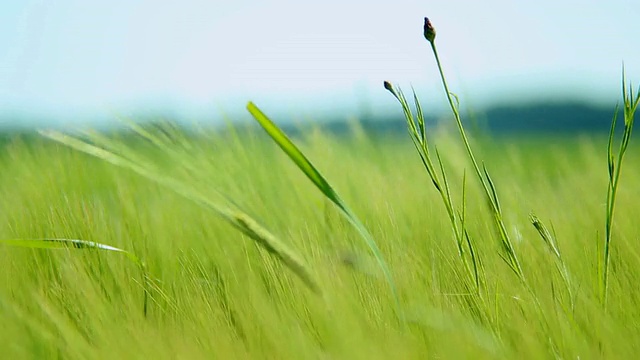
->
[[429, 41, 524, 280], [603, 119, 631, 306]]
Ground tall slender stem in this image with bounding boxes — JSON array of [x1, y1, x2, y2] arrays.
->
[[429, 40, 524, 279]]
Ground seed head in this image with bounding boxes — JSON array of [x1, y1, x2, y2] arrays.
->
[[423, 17, 436, 43], [383, 81, 394, 92]]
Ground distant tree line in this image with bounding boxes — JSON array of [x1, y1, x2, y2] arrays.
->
[[0, 101, 622, 147]]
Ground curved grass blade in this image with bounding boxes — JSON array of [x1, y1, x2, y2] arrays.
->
[[39, 130, 321, 295], [246, 102, 401, 319], [246, 103, 338, 201]]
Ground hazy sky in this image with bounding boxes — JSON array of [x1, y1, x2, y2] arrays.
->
[[1, 0, 639, 126]]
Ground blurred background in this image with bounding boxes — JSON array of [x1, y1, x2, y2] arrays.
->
[[1, 0, 639, 133]]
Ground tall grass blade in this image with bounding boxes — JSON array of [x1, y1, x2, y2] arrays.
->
[[246, 103, 338, 203], [246, 102, 401, 319]]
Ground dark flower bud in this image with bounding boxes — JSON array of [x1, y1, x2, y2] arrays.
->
[[424, 17, 436, 43], [383, 81, 394, 92]]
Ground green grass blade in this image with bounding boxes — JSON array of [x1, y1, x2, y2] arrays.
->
[[246, 101, 401, 319], [412, 87, 427, 145], [607, 106, 619, 180], [246, 102, 339, 203], [482, 163, 501, 214]]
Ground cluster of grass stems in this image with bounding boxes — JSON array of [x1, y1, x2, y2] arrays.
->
[[0, 16, 638, 358]]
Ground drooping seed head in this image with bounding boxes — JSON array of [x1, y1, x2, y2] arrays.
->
[[424, 17, 436, 43]]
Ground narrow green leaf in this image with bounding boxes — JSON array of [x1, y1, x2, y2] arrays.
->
[[246, 102, 402, 320], [412, 87, 427, 145], [482, 163, 501, 214], [463, 230, 481, 292], [246, 103, 340, 204], [607, 105, 619, 181], [435, 148, 451, 205]]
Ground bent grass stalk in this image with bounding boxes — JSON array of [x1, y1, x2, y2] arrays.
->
[[40, 129, 322, 296], [246, 102, 403, 321]]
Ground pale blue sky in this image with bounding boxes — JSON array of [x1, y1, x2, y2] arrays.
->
[[1, 0, 639, 126]]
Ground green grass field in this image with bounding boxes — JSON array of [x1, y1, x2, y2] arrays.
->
[[0, 16, 637, 359], [0, 123, 639, 359]]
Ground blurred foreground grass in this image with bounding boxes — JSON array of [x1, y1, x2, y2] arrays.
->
[[0, 125, 639, 359]]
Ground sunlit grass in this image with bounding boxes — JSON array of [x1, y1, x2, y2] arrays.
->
[[0, 127, 639, 358]]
